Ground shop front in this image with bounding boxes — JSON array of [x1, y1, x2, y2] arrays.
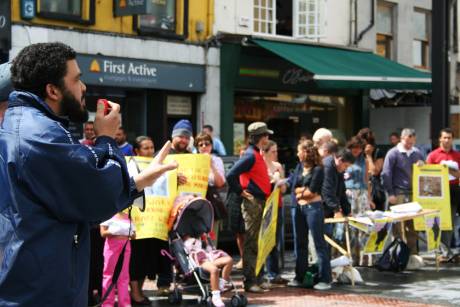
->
[[220, 38, 431, 169], [77, 54, 205, 147]]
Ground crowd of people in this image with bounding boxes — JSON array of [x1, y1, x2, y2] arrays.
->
[[1, 42, 460, 307]]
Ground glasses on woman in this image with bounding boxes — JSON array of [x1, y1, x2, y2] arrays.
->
[[198, 141, 211, 148]]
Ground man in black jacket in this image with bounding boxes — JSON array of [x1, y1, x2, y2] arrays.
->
[[322, 149, 355, 222]]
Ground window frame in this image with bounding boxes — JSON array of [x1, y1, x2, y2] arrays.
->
[[412, 9, 431, 69], [252, 0, 326, 39], [134, 0, 188, 41], [36, 0, 95, 25], [376, 1, 395, 59]]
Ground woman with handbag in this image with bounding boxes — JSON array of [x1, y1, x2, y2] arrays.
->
[[195, 132, 227, 245]]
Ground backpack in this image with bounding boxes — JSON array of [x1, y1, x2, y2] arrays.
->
[[376, 238, 410, 272]]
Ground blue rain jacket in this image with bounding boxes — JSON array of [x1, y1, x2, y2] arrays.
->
[[0, 91, 140, 306]]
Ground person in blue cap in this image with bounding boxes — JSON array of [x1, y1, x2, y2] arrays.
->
[[0, 62, 13, 123]]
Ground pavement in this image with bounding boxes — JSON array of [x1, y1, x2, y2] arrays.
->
[[137, 250, 460, 307]]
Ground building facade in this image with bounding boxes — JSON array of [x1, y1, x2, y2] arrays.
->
[[212, 0, 432, 160], [4, 0, 220, 147]]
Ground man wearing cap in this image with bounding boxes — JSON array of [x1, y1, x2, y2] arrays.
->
[[170, 119, 193, 154], [0, 63, 13, 123], [382, 128, 425, 267], [226, 122, 273, 293]]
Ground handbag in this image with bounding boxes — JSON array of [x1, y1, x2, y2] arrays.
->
[[370, 175, 386, 211], [206, 185, 227, 220]]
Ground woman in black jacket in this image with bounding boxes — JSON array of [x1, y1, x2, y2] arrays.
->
[[287, 140, 332, 290]]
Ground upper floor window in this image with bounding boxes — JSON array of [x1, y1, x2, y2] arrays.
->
[[376, 1, 394, 59], [37, 0, 94, 24], [139, 0, 176, 33], [413, 9, 430, 69], [40, 0, 81, 16], [253, 0, 326, 39]]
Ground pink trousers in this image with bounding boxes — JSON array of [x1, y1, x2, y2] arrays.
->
[[102, 238, 131, 307]]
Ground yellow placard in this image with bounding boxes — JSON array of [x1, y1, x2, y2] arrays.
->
[[126, 156, 177, 240], [126, 154, 211, 240], [424, 213, 442, 252], [255, 189, 280, 276], [174, 154, 211, 197], [363, 218, 392, 254], [413, 164, 452, 231]]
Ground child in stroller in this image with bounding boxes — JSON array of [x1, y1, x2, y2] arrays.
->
[[183, 233, 233, 306], [166, 195, 247, 307]]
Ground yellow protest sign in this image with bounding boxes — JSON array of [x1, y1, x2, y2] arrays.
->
[[174, 154, 211, 197], [363, 219, 392, 254], [125, 154, 210, 240], [126, 156, 177, 240], [255, 189, 280, 276], [424, 212, 442, 252], [413, 164, 452, 231]]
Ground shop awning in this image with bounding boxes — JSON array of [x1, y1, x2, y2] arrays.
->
[[253, 39, 431, 90]]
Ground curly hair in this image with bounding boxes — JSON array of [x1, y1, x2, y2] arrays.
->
[[11, 42, 76, 99], [299, 139, 322, 167]]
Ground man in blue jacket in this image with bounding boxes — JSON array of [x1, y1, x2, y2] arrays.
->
[[0, 42, 177, 306]]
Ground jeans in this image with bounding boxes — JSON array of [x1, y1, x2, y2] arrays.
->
[[294, 201, 332, 283], [290, 206, 297, 258]]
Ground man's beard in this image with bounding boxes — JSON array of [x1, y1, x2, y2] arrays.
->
[[61, 87, 88, 123]]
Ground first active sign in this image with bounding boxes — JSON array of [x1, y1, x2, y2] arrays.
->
[[77, 54, 205, 93]]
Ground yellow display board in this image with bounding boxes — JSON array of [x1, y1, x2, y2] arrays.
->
[[126, 154, 210, 240], [413, 164, 452, 231], [363, 219, 392, 254], [255, 189, 280, 276]]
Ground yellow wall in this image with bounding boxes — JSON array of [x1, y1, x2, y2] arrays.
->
[[11, 0, 213, 42]]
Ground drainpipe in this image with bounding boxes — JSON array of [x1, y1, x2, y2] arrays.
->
[[354, 0, 375, 45]]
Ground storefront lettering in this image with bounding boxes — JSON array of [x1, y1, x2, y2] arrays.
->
[[282, 68, 312, 85], [103, 60, 157, 77]]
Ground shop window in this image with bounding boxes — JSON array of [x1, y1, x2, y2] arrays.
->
[[413, 9, 430, 69], [253, 0, 326, 39], [138, 0, 177, 36], [37, 0, 95, 24], [376, 1, 394, 59]]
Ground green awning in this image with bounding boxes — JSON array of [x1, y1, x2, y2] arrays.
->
[[253, 39, 431, 90]]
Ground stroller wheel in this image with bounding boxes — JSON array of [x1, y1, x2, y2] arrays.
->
[[168, 289, 182, 304], [231, 294, 247, 307]]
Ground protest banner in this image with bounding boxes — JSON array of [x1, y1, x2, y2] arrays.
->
[[126, 154, 210, 240], [413, 164, 452, 231], [174, 154, 210, 197], [424, 212, 442, 252], [255, 188, 280, 276], [363, 218, 392, 254]]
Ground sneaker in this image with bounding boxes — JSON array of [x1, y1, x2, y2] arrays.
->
[[287, 279, 303, 287], [313, 282, 331, 290], [406, 255, 425, 270], [212, 295, 225, 307], [259, 281, 272, 290], [270, 276, 288, 285], [245, 284, 266, 293], [219, 278, 233, 292]]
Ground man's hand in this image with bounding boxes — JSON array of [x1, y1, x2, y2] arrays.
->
[[388, 195, 397, 205], [133, 141, 178, 192], [94, 100, 120, 138]]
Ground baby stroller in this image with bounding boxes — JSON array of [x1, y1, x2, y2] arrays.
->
[[162, 196, 247, 306]]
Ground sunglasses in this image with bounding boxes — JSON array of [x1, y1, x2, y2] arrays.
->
[[198, 142, 211, 147]]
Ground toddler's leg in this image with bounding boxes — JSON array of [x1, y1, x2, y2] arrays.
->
[[117, 243, 132, 307], [214, 256, 233, 281], [101, 240, 119, 307], [201, 261, 219, 291]]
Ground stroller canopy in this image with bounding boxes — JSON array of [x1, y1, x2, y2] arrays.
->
[[172, 197, 214, 237]]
